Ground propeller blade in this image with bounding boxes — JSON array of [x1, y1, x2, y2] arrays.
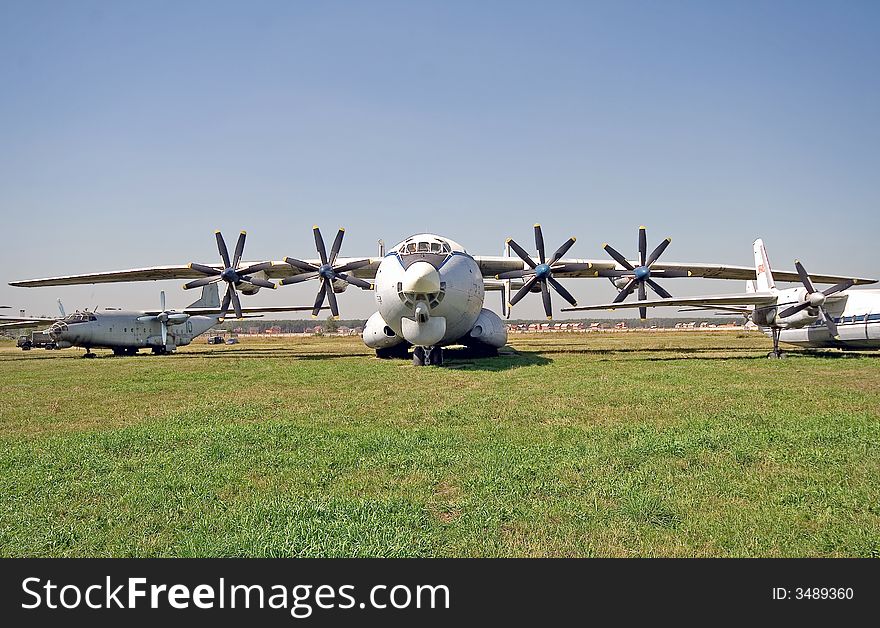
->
[[325, 283, 340, 318], [329, 228, 345, 265], [645, 238, 671, 266], [547, 276, 577, 307], [547, 237, 576, 266], [313, 226, 329, 265], [280, 272, 319, 286], [496, 269, 531, 280], [215, 231, 231, 268], [645, 278, 672, 299], [603, 243, 635, 271], [509, 275, 539, 306], [638, 226, 647, 266], [795, 260, 815, 293], [183, 276, 220, 290], [823, 280, 854, 297], [778, 301, 811, 318], [819, 306, 840, 339], [334, 259, 372, 273], [232, 231, 246, 268], [540, 278, 552, 318], [189, 262, 221, 276], [506, 238, 537, 268], [237, 261, 273, 275], [638, 281, 647, 319], [613, 278, 638, 303], [230, 288, 243, 319], [284, 257, 319, 272], [220, 287, 232, 320], [239, 276, 276, 289], [534, 224, 546, 264], [337, 273, 372, 290], [312, 280, 327, 317], [160, 290, 165, 312], [161, 321, 167, 346]]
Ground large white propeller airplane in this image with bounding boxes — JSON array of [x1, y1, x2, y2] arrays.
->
[[9, 227, 876, 364], [562, 239, 880, 357]]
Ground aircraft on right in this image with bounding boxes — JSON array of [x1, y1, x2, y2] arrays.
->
[[563, 239, 880, 358]]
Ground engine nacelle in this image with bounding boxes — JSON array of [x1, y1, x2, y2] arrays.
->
[[776, 307, 819, 329], [237, 270, 271, 296], [331, 278, 349, 294], [465, 308, 508, 348], [237, 283, 261, 296], [754, 306, 818, 329], [362, 311, 404, 349]]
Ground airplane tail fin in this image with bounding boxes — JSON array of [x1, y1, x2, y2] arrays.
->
[[753, 238, 776, 292], [187, 283, 221, 309]]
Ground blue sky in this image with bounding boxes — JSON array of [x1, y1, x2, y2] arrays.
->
[[1, 0, 878, 319]]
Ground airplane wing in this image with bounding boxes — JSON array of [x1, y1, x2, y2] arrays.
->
[[0, 316, 57, 323], [473, 256, 877, 285], [175, 305, 328, 316], [561, 292, 780, 313], [0, 319, 55, 330], [138, 306, 327, 316], [9, 258, 383, 287]]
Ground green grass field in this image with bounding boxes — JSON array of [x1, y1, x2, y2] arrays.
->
[[1, 331, 878, 557]]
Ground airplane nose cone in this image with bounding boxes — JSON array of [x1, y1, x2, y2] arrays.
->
[[402, 261, 441, 294]]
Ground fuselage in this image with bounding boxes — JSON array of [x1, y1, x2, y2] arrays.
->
[[44, 311, 218, 351], [364, 234, 506, 350]]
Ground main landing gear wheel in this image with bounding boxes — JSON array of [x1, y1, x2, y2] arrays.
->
[[152, 347, 168, 355], [82, 349, 96, 359], [376, 345, 410, 359], [413, 346, 426, 366]]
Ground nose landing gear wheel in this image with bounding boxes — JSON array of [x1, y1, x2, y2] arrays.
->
[[427, 345, 444, 366], [413, 346, 443, 366]]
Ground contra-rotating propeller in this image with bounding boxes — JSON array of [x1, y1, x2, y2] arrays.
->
[[497, 224, 590, 319], [280, 226, 373, 318], [777, 261, 853, 340], [601, 226, 687, 320], [182, 231, 276, 320], [137, 291, 189, 346]]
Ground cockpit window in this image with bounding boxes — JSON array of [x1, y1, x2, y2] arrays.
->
[[63, 312, 96, 323], [398, 239, 452, 255]]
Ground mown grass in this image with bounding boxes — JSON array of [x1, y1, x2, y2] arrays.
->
[[1, 332, 878, 557]]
